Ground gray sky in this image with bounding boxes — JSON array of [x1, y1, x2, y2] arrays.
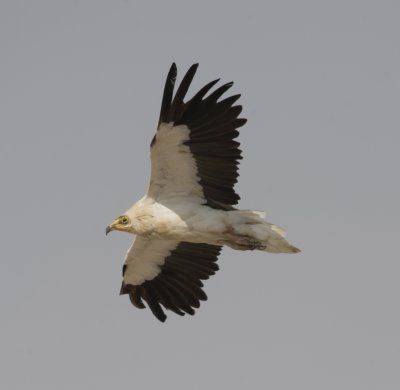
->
[[1, 1, 399, 389]]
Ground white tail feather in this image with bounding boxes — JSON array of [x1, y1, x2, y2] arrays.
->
[[228, 209, 300, 254]]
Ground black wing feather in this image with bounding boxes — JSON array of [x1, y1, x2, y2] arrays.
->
[[153, 63, 246, 209], [157, 63, 177, 127], [121, 242, 222, 322], [166, 63, 198, 123]]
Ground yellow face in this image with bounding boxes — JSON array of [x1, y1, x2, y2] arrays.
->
[[105, 215, 131, 235]]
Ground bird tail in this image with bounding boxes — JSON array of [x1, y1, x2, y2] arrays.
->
[[261, 223, 300, 253], [228, 210, 300, 254]]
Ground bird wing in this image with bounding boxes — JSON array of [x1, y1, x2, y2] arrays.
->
[[121, 236, 222, 322], [147, 63, 246, 210]]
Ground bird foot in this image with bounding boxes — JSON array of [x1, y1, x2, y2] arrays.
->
[[221, 235, 266, 251]]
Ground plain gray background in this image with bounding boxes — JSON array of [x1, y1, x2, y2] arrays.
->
[[1, 1, 399, 389]]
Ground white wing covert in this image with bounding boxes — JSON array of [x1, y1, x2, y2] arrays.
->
[[121, 236, 221, 322], [148, 63, 246, 209]]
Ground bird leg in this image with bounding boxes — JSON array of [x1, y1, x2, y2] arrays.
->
[[219, 233, 266, 251]]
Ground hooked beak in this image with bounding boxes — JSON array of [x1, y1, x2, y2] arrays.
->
[[105, 216, 130, 235], [105, 225, 113, 235]]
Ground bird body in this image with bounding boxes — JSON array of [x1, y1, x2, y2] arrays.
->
[[122, 195, 298, 253], [107, 63, 300, 322]]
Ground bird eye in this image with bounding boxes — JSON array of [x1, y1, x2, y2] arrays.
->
[[120, 216, 129, 225]]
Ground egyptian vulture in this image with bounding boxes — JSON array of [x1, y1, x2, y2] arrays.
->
[[106, 63, 300, 322]]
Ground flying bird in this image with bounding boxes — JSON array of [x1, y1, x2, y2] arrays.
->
[[106, 63, 300, 322]]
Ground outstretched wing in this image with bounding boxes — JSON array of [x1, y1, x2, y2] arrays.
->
[[148, 63, 246, 209], [121, 237, 222, 322]]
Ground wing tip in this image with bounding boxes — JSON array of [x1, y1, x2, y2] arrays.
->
[[190, 63, 199, 72], [157, 313, 167, 322]]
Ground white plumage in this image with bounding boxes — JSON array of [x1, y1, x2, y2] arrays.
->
[[106, 63, 300, 322]]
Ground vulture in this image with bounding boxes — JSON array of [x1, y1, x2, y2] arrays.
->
[[106, 63, 300, 322]]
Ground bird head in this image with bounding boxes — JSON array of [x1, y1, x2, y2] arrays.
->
[[106, 215, 133, 235]]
